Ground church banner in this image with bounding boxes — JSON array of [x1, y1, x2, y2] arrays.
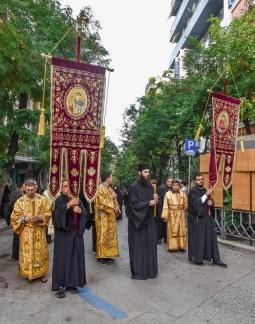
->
[[209, 92, 240, 190], [49, 57, 105, 201]]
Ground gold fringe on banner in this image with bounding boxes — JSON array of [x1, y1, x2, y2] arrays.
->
[[240, 137, 245, 152], [38, 56, 47, 136], [194, 124, 203, 142], [38, 109, 45, 136], [99, 126, 105, 149]]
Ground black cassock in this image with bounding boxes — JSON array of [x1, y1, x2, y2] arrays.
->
[[128, 179, 158, 280], [52, 193, 89, 290], [157, 184, 169, 241], [188, 186, 220, 263]]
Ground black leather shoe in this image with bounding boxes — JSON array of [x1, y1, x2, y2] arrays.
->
[[213, 260, 228, 268], [106, 258, 115, 263], [194, 261, 204, 265], [66, 287, 79, 294], [179, 249, 185, 252], [97, 258, 110, 265], [56, 287, 65, 298]]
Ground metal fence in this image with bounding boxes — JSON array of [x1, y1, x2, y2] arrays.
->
[[214, 208, 255, 245]]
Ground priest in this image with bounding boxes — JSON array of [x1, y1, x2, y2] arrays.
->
[[188, 174, 227, 267], [11, 179, 51, 283], [94, 171, 119, 265], [161, 180, 187, 251], [128, 164, 158, 280], [52, 179, 89, 298]]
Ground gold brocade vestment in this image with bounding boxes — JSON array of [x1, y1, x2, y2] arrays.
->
[[94, 184, 119, 258], [161, 191, 188, 251], [11, 194, 51, 280]]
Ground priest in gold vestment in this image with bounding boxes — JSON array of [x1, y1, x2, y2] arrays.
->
[[95, 172, 119, 265], [161, 180, 188, 251], [11, 179, 51, 282]]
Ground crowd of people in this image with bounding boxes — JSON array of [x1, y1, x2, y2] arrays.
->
[[2, 163, 227, 299]]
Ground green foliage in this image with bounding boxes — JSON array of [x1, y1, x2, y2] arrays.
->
[[116, 8, 255, 185], [0, 0, 110, 173], [100, 137, 119, 173]]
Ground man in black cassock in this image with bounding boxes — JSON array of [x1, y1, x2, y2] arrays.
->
[[52, 180, 89, 298], [188, 174, 227, 267], [157, 176, 173, 244], [128, 164, 158, 280]]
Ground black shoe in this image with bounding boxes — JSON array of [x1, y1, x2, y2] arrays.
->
[[97, 258, 110, 265], [179, 249, 185, 252], [106, 258, 115, 263], [66, 287, 79, 294], [213, 260, 228, 268], [56, 287, 65, 298], [194, 261, 204, 265], [157, 239, 162, 245]]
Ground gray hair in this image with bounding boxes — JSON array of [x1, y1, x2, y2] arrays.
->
[[24, 179, 37, 187]]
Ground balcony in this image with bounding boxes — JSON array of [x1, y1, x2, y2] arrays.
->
[[170, 0, 199, 42], [170, 0, 183, 16], [169, 0, 223, 68]]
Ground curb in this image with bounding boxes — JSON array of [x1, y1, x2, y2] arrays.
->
[[218, 237, 255, 253]]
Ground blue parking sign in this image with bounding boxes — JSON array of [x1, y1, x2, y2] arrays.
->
[[184, 139, 196, 155]]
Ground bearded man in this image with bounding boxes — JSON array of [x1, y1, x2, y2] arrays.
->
[[127, 164, 158, 280], [188, 174, 227, 267]]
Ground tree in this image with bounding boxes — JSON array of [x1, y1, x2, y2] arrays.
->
[[116, 7, 255, 183], [100, 137, 119, 173], [0, 0, 110, 182]]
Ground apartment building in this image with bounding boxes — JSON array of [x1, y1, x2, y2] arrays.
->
[[169, 0, 251, 79]]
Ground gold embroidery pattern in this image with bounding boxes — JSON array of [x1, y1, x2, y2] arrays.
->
[[94, 185, 119, 258], [87, 167, 96, 177], [87, 179, 95, 194], [11, 194, 51, 280], [71, 168, 79, 177], [51, 164, 58, 174], [89, 151, 97, 164], [71, 180, 79, 195], [53, 148, 59, 161], [70, 149, 79, 164]]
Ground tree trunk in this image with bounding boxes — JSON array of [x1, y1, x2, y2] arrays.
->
[[243, 119, 251, 135], [4, 92, 28, 174]]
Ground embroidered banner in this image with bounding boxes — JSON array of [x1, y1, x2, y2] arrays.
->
[[49, 57, 105, 201], [209, 92, 240, 190]]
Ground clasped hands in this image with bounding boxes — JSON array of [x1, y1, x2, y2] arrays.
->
[[22, 215, 42, 223], [149, 194, 159, 207], [67, 198, 81, 214]]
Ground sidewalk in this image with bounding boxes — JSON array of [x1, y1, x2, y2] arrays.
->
[[1, 216, 255, 323]]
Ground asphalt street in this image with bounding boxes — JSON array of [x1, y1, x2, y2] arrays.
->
[[0, 214, 255, 324]]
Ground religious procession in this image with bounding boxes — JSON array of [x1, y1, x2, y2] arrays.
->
[[1, 1, 255, 323]]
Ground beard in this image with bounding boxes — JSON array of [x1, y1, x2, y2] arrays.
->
[[197, 183, 204, 188], [171, 188, 180, 193], [139, 175, 150, 186]]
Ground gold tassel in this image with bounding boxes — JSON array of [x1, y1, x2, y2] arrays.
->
[[38, 109, 45, 136], [99, 126, 105, 149], [240, 137, 245, 152], [194, 124, 203, 141]]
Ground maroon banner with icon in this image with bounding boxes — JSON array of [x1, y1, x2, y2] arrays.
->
[[49, 57, 105, 201], [209, 92, 240, 190]]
